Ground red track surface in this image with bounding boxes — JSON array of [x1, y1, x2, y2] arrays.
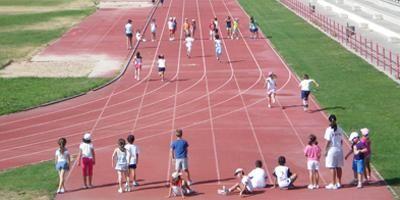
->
[[0, 0, 393, 199]]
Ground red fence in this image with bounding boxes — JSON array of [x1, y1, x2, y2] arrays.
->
[[281, 0, 400, 79]]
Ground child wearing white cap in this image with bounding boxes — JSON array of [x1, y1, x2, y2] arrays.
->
[[360, 128, 371, 182], [219, 168, 253, 197], [345, 132, 368, 188], [167, 172, 193, 198], [78, 132, 96, 189]]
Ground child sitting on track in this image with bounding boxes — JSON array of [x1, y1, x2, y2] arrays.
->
[[273, 156, 297, 189], [218, 168, 253, 197], [167, 172, 193, 198], [55, 138, 70, 194]]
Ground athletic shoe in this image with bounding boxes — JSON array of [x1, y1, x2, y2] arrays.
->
[[60, 188, 65, 193], [335, 183, 342, 189], [118, 188, 123, 193], [349, 179, 358, 186], [307, 184, 314, 189], [325, 183, 338, 190], [357, 182, 363, 189], [125, 186, 131, 192], [187, 181, 193, 186], [268, 104, 271, 108], [133, 181, 139, 187], [314, 185, 319, 189], [56, 189, 61, 194], [186, 189, 193, 194]]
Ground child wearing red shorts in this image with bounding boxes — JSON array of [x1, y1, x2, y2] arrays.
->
[[78, 133, 96, 189]]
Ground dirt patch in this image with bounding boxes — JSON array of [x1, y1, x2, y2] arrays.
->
[[0, 54, 122, 78], [0, 0, 95, 14]]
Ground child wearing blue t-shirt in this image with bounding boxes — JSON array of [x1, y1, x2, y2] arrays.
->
[[170, 129, 192, 185], [345, 132, 368, 189]]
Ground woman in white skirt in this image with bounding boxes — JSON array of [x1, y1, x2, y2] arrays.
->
[[324, 114, 344, 190]]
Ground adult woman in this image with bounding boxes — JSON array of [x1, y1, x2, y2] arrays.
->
[[324, 114, 344, 190]]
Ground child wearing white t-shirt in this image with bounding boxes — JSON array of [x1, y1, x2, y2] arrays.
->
[[125, 134, 140, 187], [157, 54, 166, 81], [185, 36, 194, 58], [78, 133, 96, 189], [55, 138, 70, 194], [219, 168, 253, 197], [299, 74, 319, 111], [248, 160, 267, 188], [273, 156, 297, 189]]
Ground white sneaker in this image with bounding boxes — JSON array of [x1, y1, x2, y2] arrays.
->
[[357, 182, 363, 189], [118, 188, 123, 193], [125, 186, 131, 192], [187, 181, 192, 186], [133, 181, 139, 187], [60, 188, 65, 193], [349, 179, 358, 186], [307, 184, 314, 189], [325, 183, 338, 190], [56, 189, 61, 194], [335, 183, 341, 189], [314, 184, 319, 189]]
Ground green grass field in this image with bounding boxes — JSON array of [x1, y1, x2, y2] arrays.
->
[[239, 0, 400, 197], [0, 161, 57, 200]]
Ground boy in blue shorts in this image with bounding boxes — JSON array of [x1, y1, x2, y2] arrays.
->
[[170, 129, 192, 185], [345, 132, 368, 188]]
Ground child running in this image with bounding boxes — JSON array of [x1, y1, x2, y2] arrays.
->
[[134, 52, 143, 80], [360, 128, 372, 182], [150, 19, 157, 42], [273, 156, 297, 189], [157, 54, 166, 81], [112, 138, 130, 193], [304, 134, 321, 189], [265, 72, 277, 108], [183, 18, 190, 38], [345, 132, 368, 188], [125, 134, 140, 187], [225, 16, 233, 39], [185, 34, 194, 58], [55, 138, 70, 194], [214, 35, 222, 62], [125, 19, 133, 49], [168, 17, 175, 41], [167, 172, 193, 198], [299, 74, 319, 111], [78, 133, 96, 189]]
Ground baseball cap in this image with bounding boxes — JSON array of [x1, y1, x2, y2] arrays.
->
[[348, 132, 359, 141], [360, 128, 369, 136], [171, 172, 181, 179], [83, 133, 91, 140], [234, 168, 243, 176]]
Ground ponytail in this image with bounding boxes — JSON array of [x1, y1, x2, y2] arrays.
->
[[58, 138, 67, 154], [328, 114, 337, 131], [118, 138, 126, 152]]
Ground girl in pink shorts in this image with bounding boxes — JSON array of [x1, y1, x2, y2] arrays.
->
[[134, 52, 143, 81], [78, 133, 96, 189]]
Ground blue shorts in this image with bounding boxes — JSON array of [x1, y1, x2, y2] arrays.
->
[[128, 164, 137, 169], [158, 67, 165, 72], [55, 161, 69, 171], [301, 90, 310, 100], [352, 159, 364, 174]]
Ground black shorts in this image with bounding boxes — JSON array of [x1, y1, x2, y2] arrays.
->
[[158, 67, 165, 72], [128, 164, 137, 169], [126, 33, 133, 38], [301, 90, 311, 100]]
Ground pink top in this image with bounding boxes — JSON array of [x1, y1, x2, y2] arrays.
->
[[361, 136, 371, 157], [304, 144, 321, 161]]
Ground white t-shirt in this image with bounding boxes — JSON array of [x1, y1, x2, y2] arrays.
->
[[324, 126, 343, 149], [79, 143, 94, 158], [55, 149, 69, 162], [299, 79, 314, 91], [168, 21, 174, 30], [136, 32, 141, 41], [185, 37, 194, 48], [266, 77, 276, 91], [215, 39, 222, 49], [150, 22, 156, 32], [125, 144, 139, 164], [248, 167, 267, 188], [241, 175, 253, 192], [273, 166, 290, 187], [158, 58, 166, 68], [125, 23, 132, 34], [213, 20, 219, 28]]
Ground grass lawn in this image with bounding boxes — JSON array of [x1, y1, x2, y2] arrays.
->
[[0, 161, 58, 200], [239, 0, 400, 197], [0, 77, 109, 115], [0, 0, 73, 6]]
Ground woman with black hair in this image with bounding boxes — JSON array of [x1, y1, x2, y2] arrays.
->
[[324, 114, 344, 190]]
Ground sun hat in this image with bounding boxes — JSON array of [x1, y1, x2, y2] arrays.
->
[[83, 133, 91, 140], [360, 128, 369, 136], [348, 132, 359, 142], [171, 172, 181, 179], [234, 168, 244, 176]]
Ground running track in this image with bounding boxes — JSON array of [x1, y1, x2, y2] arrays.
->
[[0, 0, 393, 199]]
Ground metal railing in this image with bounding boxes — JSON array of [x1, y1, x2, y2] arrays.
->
[[280, 0, 400, 80]]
